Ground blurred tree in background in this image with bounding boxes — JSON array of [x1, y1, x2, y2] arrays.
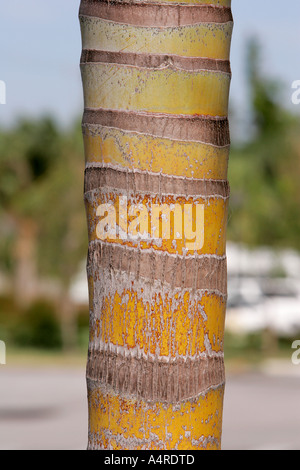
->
[[0, 117, 87, 349], [228, 39, 300, 250]]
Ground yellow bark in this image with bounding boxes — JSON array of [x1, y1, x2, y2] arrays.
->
[[80, 0, 233, 450]]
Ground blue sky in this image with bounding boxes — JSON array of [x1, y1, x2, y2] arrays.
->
[[0, 0, 299, 128]]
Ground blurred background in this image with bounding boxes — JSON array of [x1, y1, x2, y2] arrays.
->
[[0, 0, 300, 450]]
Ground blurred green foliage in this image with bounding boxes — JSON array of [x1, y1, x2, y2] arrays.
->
[[224, 330, 295, 366], [0, 116, 87, 282], [13, 300, 62, 350], [0, 294, 89, 351], [0, 116, 88, 349], [228, 39, 300, 250]]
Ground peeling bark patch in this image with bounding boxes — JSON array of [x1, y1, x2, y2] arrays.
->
[[87, 267, 227, 358], [87, 353, 225, 403], [81, 50, 231, 74], [84, 166, 230, 198], [87, 241, 227, 294], [83, 109, 230, 146], [87, 384, 224, 450], [82, 123, 230, 181], [79, 2, 233, 27]]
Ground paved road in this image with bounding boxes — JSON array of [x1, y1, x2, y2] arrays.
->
[[0, 365, 299, 450], [0, 367, 88, 450], [222, 369, 300, 450]]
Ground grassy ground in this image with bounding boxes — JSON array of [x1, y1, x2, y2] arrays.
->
[[5, 348, 87, 368], [224, 331, 295, 373]]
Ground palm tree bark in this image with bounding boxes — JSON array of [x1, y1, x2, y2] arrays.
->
[[80, 0, 233, 450]]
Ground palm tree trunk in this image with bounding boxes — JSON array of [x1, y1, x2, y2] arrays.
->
[[80, 0, 233, 450], [14, 218, 38, 308]]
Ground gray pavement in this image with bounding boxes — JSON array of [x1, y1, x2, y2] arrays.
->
[[0, 364, 299, 450], [0, 367, 88, 450], [222, 369, 300, 450]]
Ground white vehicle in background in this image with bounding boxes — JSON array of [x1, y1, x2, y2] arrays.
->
[[225, 276, 300, 337]]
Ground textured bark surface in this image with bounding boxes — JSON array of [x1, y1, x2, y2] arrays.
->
[[80, 0, 233, 450]]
